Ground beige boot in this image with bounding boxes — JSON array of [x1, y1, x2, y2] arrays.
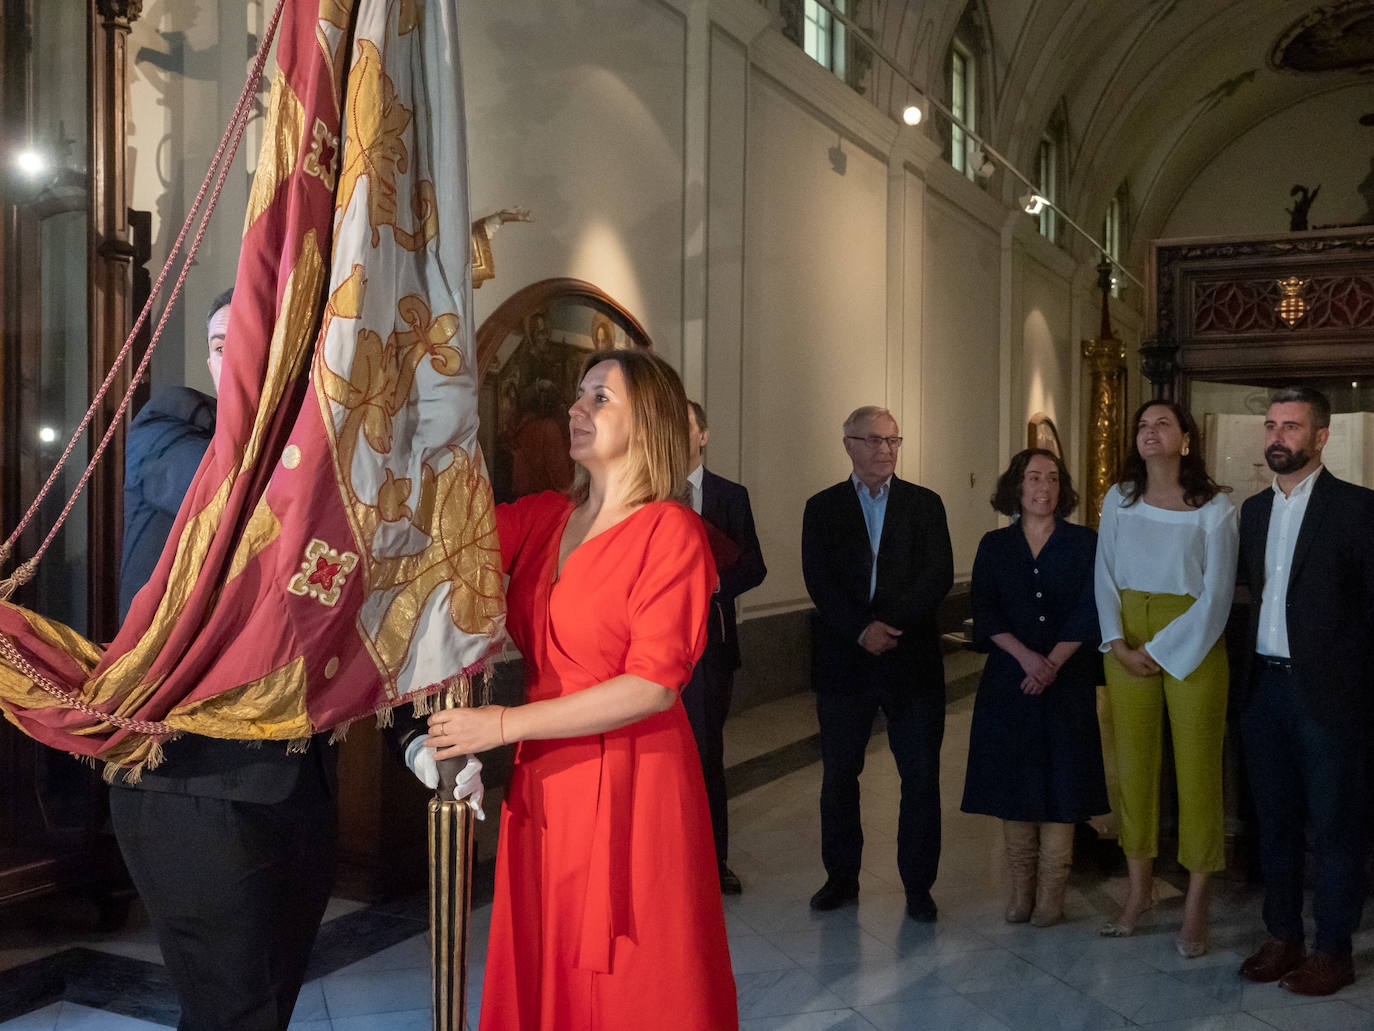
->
[[1031, 822, 1074, 927], [1002, 821, 1039, 923]]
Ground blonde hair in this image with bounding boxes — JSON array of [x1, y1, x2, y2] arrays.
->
[[569, 349, 690, 506]]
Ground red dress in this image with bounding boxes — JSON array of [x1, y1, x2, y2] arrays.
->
[[480, 491, 738, 1030]]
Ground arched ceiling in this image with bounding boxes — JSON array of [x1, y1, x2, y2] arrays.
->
[[864, 0, 1374, 267]]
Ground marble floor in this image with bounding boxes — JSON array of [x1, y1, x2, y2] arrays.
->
[[6, 653, 1374, 1030]]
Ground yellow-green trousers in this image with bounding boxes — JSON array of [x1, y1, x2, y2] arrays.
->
[[1104, 590, 1228, 873]]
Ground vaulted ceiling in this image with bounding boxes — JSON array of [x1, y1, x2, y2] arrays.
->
[[861, 0, 1374, 265]]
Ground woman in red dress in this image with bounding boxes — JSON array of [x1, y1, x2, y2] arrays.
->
[[426, 348, 738, 1030]]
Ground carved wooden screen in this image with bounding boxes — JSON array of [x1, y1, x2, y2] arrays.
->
[[1148, 228, 1374, 395]]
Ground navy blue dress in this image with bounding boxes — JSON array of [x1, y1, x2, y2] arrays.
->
[[960, 520, 1109, 823]]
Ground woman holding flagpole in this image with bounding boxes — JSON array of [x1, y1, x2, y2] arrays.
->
[[424, 348, 737, 1029]]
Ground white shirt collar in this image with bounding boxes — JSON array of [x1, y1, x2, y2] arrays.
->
[[1271, 464, 1322, 501], [851, 472, 891, 500], [687, 464, 704, 489]]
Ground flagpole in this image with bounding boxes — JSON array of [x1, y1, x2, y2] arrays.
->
[[429, 678, 477, 1031]]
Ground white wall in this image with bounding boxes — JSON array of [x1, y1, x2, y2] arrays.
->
[[126, 0, 259, 394], [919, 189, 1003, 576], [740, 70, 891, 613], [460, 0, 690, 363]]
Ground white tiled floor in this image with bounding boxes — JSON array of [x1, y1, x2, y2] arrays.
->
[[7, 679, 1374, 1029]]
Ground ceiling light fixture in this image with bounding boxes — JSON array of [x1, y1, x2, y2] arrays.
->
[[1021, 192, 1048, 215], [902, 104, 923, 126]]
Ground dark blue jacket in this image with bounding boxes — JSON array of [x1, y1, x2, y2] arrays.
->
[[119, 386, 215, 622]]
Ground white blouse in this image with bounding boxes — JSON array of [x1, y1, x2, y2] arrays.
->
[[1094, 483, 1238, 681]]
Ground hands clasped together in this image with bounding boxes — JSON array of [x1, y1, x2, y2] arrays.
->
[[1107, 639, 1161, 679], [859, 620, 903, 655]]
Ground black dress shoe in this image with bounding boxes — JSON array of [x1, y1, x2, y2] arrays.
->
[[906, 893, 938, 922], [719, 863, 742, 895], [809, 878, 859, 911]]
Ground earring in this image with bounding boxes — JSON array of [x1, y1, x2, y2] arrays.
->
[[1181, 441, 1190, 457]]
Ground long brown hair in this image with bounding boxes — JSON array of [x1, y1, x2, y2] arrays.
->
[[568, 349, 690, 506], [1119, 399, 1228, 508]]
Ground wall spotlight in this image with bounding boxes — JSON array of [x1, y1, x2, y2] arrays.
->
[[967, 144, 995, 180], [38, 426, 57, 444], [1020, 191, 1048, 215], [901, 105, 922, 126], [14, 148, 48, 178]]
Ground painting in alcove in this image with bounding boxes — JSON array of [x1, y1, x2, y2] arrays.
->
[[483, 301, 640, 504]]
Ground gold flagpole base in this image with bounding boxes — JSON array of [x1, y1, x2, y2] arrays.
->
[[430, 796, 475, 1030]]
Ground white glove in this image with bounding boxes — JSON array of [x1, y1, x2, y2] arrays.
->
[[452, 753, 486, 821], [404, 735, 486, 820]]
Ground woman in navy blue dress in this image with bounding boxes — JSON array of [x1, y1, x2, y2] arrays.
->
[[961, 449, 1108, 927]]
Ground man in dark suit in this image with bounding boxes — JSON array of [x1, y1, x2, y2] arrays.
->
[[682, 400, 767, 894], [1236, 386, 1374, 997], [802, 405, 953, 920], [109, 288, 337, 1031]]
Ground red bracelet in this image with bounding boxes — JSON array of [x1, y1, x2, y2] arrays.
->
[[499, 706, 507, 746]]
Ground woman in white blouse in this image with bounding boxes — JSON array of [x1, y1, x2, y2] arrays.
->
[[1095, 400, 1237, 957]]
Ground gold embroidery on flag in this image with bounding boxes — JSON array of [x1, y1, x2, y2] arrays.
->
[[362, 447, 504, 681], [93, 236, 326, 706], [303, 117, 340, 191], [288, 538, 359, 608], [335, 38, 440, 252], [244, 71, 306, 235], [165, 654, 312, 740], [227, 500, 282, 582]]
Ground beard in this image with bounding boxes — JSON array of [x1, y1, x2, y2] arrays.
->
[[1265, 444, 1310, 475]]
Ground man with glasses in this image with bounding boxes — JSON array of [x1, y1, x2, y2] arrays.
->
[[802, 406, 953, 920]]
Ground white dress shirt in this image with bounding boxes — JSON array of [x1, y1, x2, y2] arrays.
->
[[1094, 483, 1239, 680], [687, 464, 704, 514], [1257, 465, 1321, 658]]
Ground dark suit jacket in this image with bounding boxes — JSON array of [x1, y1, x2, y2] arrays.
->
[[1237, 467, 1374, 726], [802, 476, 953, 692], [699, 468, 767, 670]]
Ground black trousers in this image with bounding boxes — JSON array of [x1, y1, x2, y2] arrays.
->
[[682, 652, 733, 864], [109, 764, 337, 1031], [817, 675, 945, 900], [1240, 662, 1370, 955]]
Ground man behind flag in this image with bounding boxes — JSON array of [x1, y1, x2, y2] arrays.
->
[[111, 286, 338, 1031]]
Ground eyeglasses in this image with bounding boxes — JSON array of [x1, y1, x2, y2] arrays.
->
[[845, 435, 903, 450]]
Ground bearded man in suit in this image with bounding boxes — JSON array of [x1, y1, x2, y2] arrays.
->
[[802, 405, 952, 921], [682, 400, 767, 894], [1237, 385, 1374, 997]]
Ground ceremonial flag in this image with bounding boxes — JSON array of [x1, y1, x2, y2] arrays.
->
[[0, 0, 504, 773]]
